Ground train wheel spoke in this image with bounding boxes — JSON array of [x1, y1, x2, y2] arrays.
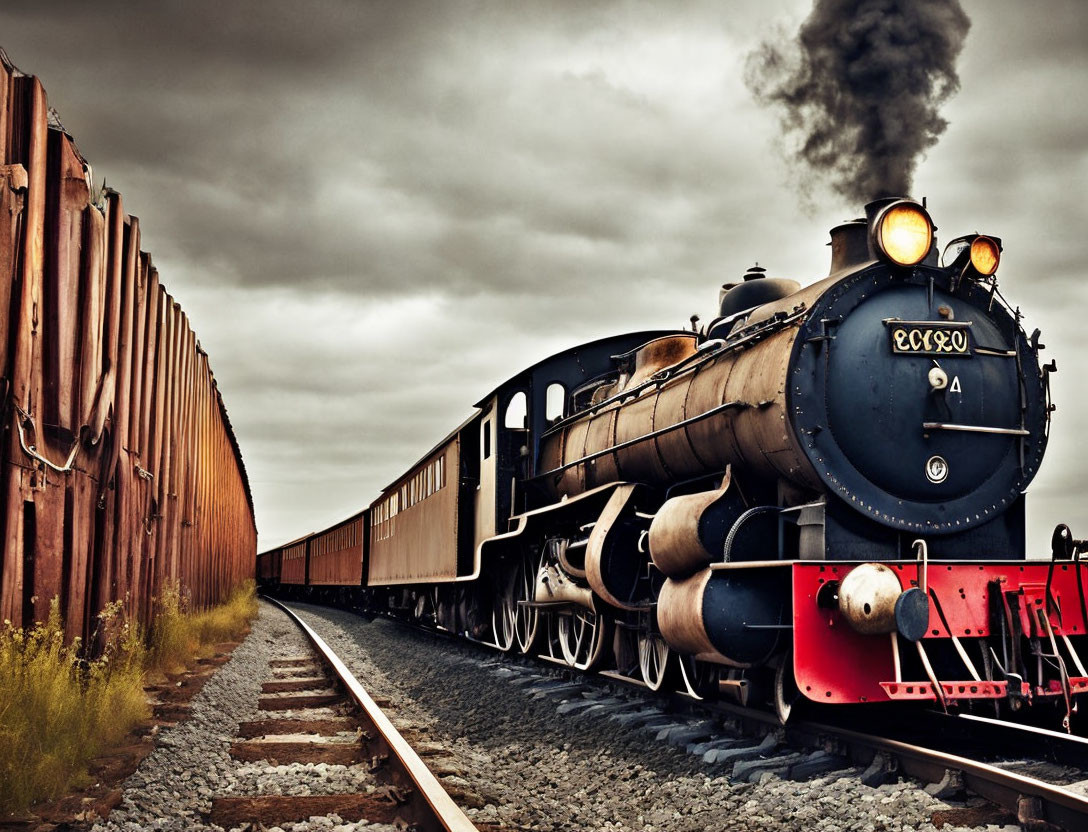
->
[[638, 631, 671, 691], [679, 655, 719, 700], [492, 554, 538, 653], [513, 554, 539, 653], [558, 608, 608, 671], [491, 591, 515, 651], [774, 650, 800, 724]]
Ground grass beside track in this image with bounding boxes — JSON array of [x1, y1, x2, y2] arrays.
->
[[0, 580, 257, 817], [147, 580, 258, 678]]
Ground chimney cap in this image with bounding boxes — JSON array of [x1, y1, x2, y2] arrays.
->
[[743, 264, 767, 282]]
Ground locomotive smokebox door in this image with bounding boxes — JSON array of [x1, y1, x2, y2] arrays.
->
[[789, 264, 1048, 542]]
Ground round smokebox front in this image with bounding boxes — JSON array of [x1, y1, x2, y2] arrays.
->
[[788, 267, 1048, 533]]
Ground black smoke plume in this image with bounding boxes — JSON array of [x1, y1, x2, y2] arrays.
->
[[746, 0, 970, 202]]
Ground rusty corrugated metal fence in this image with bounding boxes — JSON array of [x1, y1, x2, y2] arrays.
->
[[0, 49, 256, 644]]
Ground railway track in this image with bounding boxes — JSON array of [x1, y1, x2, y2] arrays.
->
[[788, 719, 1088, 831], [682, 690, 1088, 829], [280, 595, 1088, 831], [230, 597, 482, 832]]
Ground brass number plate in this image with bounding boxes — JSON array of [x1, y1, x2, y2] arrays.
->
[[888, 322, 971, 356]]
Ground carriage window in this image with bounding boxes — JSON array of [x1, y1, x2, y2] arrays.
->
[[504, 391, 527, 430], [483, 419, 492, 459], [546, 383, 566, 421]]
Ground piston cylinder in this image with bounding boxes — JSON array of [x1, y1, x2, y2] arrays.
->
[[657, 567, 784, 667]]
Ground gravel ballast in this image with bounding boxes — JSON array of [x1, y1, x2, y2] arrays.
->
[[91, 602, 396, 832], [285, 602, 1017, 832], [90, 599, 1018, 831]]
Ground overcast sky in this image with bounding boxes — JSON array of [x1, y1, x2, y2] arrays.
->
[[2, 1, 1086, 552]]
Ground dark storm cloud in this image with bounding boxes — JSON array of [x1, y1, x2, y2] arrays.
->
[[746, 0, 971, 202], [4, 0, 765, 301], [3, 0, 1087, 549], [1, 0, 444, 75]]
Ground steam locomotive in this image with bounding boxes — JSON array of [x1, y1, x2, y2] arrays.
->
[[259, 198, 1087, 725]]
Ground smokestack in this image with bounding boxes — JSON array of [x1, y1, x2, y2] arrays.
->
[[828, 219, 870, 274], [864, 197, 903, 224], [746, 0, 971, 202]]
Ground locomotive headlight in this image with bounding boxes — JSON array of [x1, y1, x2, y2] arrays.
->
[[969, 235, 1001, 276], [941, 233, 1003, 278], [873, 201, 933, 267]]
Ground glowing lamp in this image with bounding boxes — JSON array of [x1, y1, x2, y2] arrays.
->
[[969, 235, 1001, 276], [941, 233, 1003, 278], [873, 202, 933, 267]]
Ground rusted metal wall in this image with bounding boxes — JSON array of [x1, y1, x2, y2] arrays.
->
[[0, 50, 256, 644]]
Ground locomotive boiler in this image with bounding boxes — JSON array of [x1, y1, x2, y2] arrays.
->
[[261, 198, 1087, 726]]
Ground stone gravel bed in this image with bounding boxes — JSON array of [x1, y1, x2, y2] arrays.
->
[[90, 602, 398, 832], [287, 602, 1017, 832]]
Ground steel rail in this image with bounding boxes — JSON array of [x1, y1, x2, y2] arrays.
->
[[280, 596, 1088, 829], [263, 596, 480, 832], [908, 711, 1088, 770], [694, 696, 1088, 830], [793, 720, 1088, 830], [487, 622, 1088, 830]]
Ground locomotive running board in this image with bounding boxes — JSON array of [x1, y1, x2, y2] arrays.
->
[[880, 677, 1088, 702], [880, 680, 1008, 702]]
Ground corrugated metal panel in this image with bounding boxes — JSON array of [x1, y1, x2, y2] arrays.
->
[[0, 49, 256, 646], [308, 513, 364, 586], [368, 440, 460, 585], [280, 542, 307, 585]]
